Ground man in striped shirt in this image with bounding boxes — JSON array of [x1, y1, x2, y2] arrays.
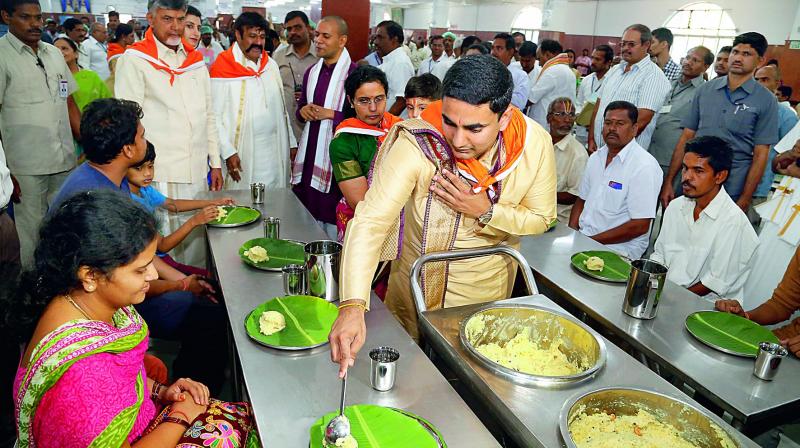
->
[[588, 24, 671, 152]]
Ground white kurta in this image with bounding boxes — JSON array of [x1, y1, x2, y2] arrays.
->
[[211, 44, 296, 189]]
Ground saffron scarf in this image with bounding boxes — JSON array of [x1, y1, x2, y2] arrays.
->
[[124, 28, 205, 85], [536, 52, 571, 82], [291, 48, 352, 194], [106, 42, 125, 62], [335, 112, 403, 144], [420, 100, 527, 196], [209, 46, 270, 80], [16, 307, 148, 448]]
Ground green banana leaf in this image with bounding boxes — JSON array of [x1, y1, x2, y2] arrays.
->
[[685, 311, 780, 357], [245, 295, 338, 349], [309, 405, 444, 448], [239, 238, 305, 271], [209, 206, 261, 226], [570, 250, 631, 282]]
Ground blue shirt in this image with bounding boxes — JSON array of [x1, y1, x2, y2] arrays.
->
[[755, 105, 799, 198], [682, 76, 779, 200], [131, 185, 167, 213], [50, 162, 130, 211]]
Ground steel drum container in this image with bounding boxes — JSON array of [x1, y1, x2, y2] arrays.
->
[[459, 304, 607, 387], [560, 387, 741, 448]]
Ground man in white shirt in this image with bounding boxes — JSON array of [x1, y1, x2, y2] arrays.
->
[[115, 0, 222, 266], [375, 20, 414, 116], [63, 17, 89, 67], [491, 32, 528, 110], [431, 35, 481, 82], [442, 32, 456, 59], [588, 24, 671, 152], [652, 136, 758, 300], [548, 97, 587, 222], [575, 44, 614, 144], [0, 140, 19, 266], [518, 41, 540, 87], [570, 101, 663, 259], [83, 22, 110, 79], [417, 34, 450, 76], [527, 39, 575, 129]]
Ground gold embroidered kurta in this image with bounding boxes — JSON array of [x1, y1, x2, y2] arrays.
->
[[340, 116, 557, 338]]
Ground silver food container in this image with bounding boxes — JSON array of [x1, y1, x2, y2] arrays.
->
[[459, 304, 607, 387], [304, 240, 341, 302], [622, 259, 668, 319], [560, 387, 740, 448]]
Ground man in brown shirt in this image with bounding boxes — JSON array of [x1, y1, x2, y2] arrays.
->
[[717, 245, 800, 356]]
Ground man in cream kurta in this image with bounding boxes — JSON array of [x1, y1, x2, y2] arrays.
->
[[210, 13, 296, 189], [115, 1, 222, 266], [328, 55, 556, 376]]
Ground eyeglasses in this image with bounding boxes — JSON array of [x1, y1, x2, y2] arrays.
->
[[551, 112, 576, 118], [355, 96, 386, 106]]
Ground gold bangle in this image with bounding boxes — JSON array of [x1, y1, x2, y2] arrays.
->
[[338, 301, 367, 312]]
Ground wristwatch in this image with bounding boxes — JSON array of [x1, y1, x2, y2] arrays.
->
[[478, 204, 494, 225]]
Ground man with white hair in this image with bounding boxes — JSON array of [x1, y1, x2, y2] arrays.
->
[[115, 0, 222, 266], [83, 22, 110, 79]]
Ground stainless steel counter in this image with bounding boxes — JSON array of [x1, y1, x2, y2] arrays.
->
[[519, 225, 800, 428], [200, 189, 499, 447], [419, 294, 757, 448]]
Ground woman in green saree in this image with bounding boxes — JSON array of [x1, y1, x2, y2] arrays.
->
[[53, 37, 112, 112]]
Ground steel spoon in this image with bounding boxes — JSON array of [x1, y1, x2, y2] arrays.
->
[[324, 373, 351, 445]]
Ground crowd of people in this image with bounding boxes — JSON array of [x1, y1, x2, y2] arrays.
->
[[2, 0, 800, 445]]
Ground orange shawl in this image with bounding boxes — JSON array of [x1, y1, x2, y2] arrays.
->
[[124, 28, 205, 85], [106, 42, 125, 61], [335, 113, 403, 145], [420, 100, 526, 194], [536, 52, 571, 81], [209, 46, 270, 79]]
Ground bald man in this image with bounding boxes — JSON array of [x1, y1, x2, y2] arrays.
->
[[84, 22, 110, 79], [292, 16, 359, 238]]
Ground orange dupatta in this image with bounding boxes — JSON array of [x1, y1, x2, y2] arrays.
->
[[420, 100, 527, 194], [106, 42, 125, 61], [123, 28, 205, 85], [209, 46, 270, 79], [335, 113, 403, 145]]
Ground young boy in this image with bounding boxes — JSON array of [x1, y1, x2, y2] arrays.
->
[[404, 73, 443, 119], [127, 142, 234, 275]]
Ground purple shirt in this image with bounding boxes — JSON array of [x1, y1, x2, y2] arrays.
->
[[292, 59, 357, 224]]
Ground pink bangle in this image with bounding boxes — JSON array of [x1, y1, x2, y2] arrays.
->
[[180, 278, 189, 291]]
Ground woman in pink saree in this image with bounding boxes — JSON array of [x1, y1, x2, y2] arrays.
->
[[11, 191, 257, 447]]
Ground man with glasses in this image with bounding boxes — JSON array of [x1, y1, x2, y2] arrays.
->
[[588, 24, 670, 153], [547, 98, 587, 222], [0, 0, 81, 267]]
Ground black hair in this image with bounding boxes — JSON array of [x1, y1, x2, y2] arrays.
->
[[493, 32, 514, 51], [2, 190, 157, 343], [767, 58, 779, 67], [81, 98, 143, 165], [429, 34, 443, 44], [108, 10, 119, 18], [604, 100, 638, 123], [652, 27, 674, 47], [54, 36, 78, 53], [1, 0, 38, 14], [594, 44, 614, 63], [377, 20, 403, 45], [467, 43, 489, 55], [405, 74, 442, 100], [519, 41, 537, 57], [235, 11, 268, 35], [625, 24, 652, 44], [266, 28, 279, 54], [443, 55, 513, 116], [112, 23, 133, 42], [459, 35, 481, 53], [718, 45, 732, 54], [285, 10, 309, 26], [733, 32, 768, 57], [539, 39, 563, 55], [565, 48, 575, 56], [132, 140, 156, 168], [63, 17, 83, 32], [185, 4, 201, 19], [511, 31, 525, 40], [345, 65, 388, 101], [777, 85, 793, 99], [685, 136, 733, 174], [690, 46, 714, 66]]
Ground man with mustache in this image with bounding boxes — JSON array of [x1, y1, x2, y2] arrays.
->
[[588, 24, 671, 153], [328, 55, 557, 376], [652, 136, 758, 301], [0, 0, 82, 267], [569, 101, 663, 259], [547, 98, 587, 222], [115, 0, 223, 267], [575, 44, 613, 145], [210, 12, 296, 189], [659, 32, 779, 214], [714, 46, 731, 79]]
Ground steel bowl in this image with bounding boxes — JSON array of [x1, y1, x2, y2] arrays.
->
[[459, 304, 607, 387], [559, 387, 741, 448]]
